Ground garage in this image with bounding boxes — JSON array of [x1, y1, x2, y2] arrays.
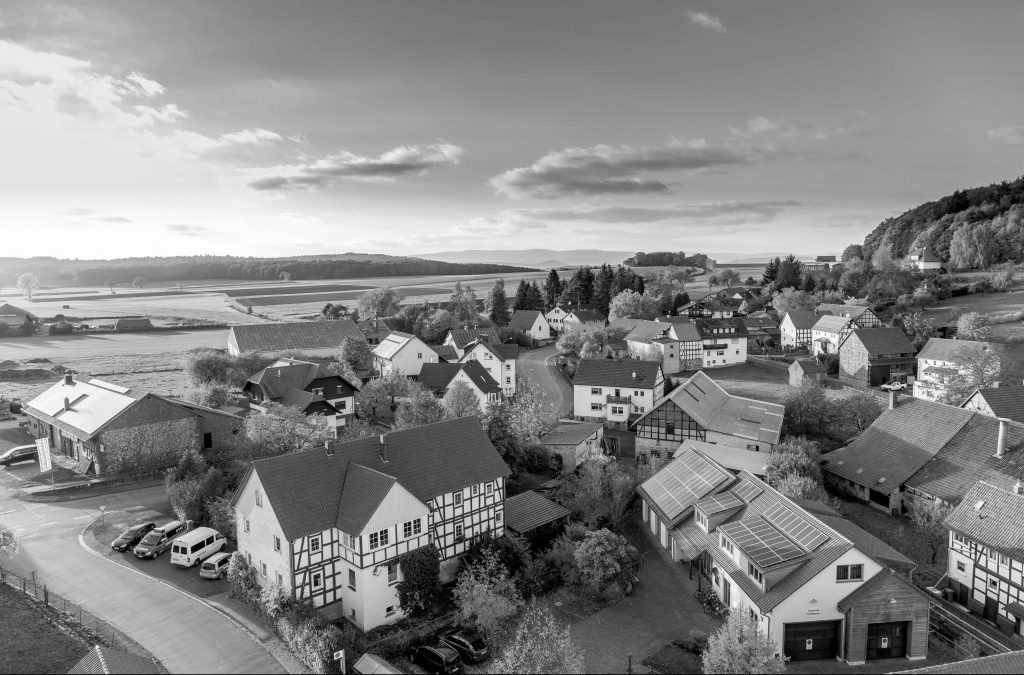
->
[[783, 621, 840, 661], [867, 621, 907, 660]]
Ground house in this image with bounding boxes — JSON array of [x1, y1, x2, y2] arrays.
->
[[838, 328, 917, 387], [417, 361, 502, 409], [442, 327, 501, 358], [815, 304, 883, 328], [0, 302, 37, 328], [508, 310, 551, 344], [962, 385, 1024, 423], [622, 319, 702, 374], [789, 359, 826, 387], [913, 338, 999, 402], [943, 480, 1024, 637], [562, 309, 607, 334], [25, 374, 241, 475], [544, 306, 569, 334], [687, 295, 743, 319], [633, 370, 784, 461], [371, 332, 437, 378], [602, 340, 629, 359], [743, 315, 780, 350], [230, 417, 510, 632], [228, 320, 365, 357], [638, 447, 929, 665], [780, 311, 821, 348], [905, 246, 942, 272], [458, 339, 518, 397], [695, 318, 748, 367], [571, 359, 663, 428], [810, 314, 856, 356], [429, 344, 460, 363], [358, 317, 397, 346], [538, 421, 605, 472], [243, 358, 359, 432]]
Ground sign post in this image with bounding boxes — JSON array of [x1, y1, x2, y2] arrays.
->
[[334, 649, 345, 673], [35, 438, 51, 474], [99, 505, 106, 526]]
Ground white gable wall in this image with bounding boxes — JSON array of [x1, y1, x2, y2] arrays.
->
[[235, 470, 292, 592]]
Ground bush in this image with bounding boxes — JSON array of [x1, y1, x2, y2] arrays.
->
[[276, 607, 347, 673], [48, 322, 73, 335], [261, 582, 296, 619], [522, 444, 552, 475], [227, 552, 261, 608], [675, 628, 710, 654]]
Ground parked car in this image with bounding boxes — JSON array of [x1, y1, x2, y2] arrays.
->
[[439, 628, 489, 663], [408, 644, 463, 674], [880, 380, 907, 391], [133, 520, 188, 559], [170, 527, 225, 567], [111, 522, 156, 552], [0, 444, 38, 467], [199, 551, 231, 580]]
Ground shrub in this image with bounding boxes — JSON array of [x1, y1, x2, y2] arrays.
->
[[261, 582, 295, 619], [522, 444, 552, 475], [394, 545, 442, 617], [572, 528, 642, 598], [276, 608, 346, 673], [675, 628, 709, 654], [48, 322, 73, 335], [227, 552, 261, 608]]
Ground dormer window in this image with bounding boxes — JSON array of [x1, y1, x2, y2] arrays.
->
[[695, 510, 709, 531], [748, 562, 764, 584], [720, 534, 735, 556]]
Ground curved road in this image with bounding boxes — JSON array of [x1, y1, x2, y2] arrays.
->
[[0, 480, 284, 674], [518, 345, 573, 422]]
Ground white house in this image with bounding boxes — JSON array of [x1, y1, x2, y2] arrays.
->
[[638, 447, 929, 664], [906, 246, 942, 272], [443, 327, 501, 359], [622, 319, 702, 374], [562, 309, 607, 334], [913, 337, 998, 401], [961, 385, 1024, 424], [810, 314, 856, 356], [571, 359, 663, 428], [231, 417, 510, 632], [815, 304, 883, 329], [780, 311, 821, 349], [459, 339, 519, 397], [371, 331, 437, 378], [418, 360, 502, 409], [545, 306, 569, 334], [508, 310, 552, 344], [695, 318, 748, 367]]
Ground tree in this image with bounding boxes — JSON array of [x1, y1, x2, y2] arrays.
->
[[336, 336, 372, 374], [16, 272, 39, 298], [233, 402, 333, 461], [592, 264, 616, 316], [419, 308, 459, 344], [841, 244, 864, 262], [488, 279, 511, 326], [560, 458, 639, 531], [513, 280, 531, 311], [896, 312, 939, 349], [772, 287, 816, 315], [442, 380, 482, 419], [395, 385, 447, 429], [395, 545, 442, 617], [717, 269, 741, 287], [106, 278, 116, 294], [931, 343, 1004, 405], [775, 475, 840, 514], [572, 528, 641, 597], [0, 523, 17, 558], [320, 302, 346, 320], [490, 603, 584, 675], [774, 254, 803, 290], [956, 312, 992, 341], [131, 276, 147, 288], [702, 605, 787, 674], [184, 382, 232, 408], [525, 281, 544, 311], [543, 269, 563, 309], [761, 258, 780, 287], [505, 378, 550, 443], [358, 287, 404, 318], [334, 416, 377, 442], [449, 282, 479, 323], [556, 330, 586, 357], [908, 499, 951, 564], [483, 401, 527, 472], [454, 550, 523, 635], [766, 438, 823, 484], [356, 370, 412, 415], [607, 289, 659, 321]]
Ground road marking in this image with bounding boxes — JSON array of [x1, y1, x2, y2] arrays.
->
[[37, 522, 58, 527], [74, 515, 92, 520], [0, 505, 46, 516]]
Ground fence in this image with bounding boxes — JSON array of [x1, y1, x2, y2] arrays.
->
[[0, 564, 165, 672]]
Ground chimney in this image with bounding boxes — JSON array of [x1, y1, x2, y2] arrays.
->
[[996, 418, 1011, 458], [379, 433, 389, 463], [888, 389, 899, 410], [1014, 480, 1023, 496], [324, 440, 334, 457], [63, 397, 71, 411], [64, 373, 74, 386]]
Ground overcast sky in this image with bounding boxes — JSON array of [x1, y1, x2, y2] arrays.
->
[[2, 1, 1024, 259]]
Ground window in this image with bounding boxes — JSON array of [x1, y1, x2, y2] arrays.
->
[[665, 422, 675, 435], [342, 533, 356, 550], [746, 444, 760, 452], [989, 578, 999, 590], [651, 449, 661, 459], [612, 406, 624, 415], [386, 605, 396, 616], [387, 563, 398, 585], [255, 490, 262, 507], [203, 432, 213, 449], [261, 561, 267, 578], [496, 510, 503, 525], [247, 552, 252, 565], [998, 553, 1010, 566], [454, 492, 463, 506], [455, 524, 464, 541], [505, 364, 511, 371], [369, 529, 389, 549], [312, 571, 323, 590], [417, 352, 422, 359], [748, 562, 764, 584], [957, 561, 966, 572], [836, 564, 864, 581], [244, 519, 250, 534], [276, 572, 283, 586], [472, 484, 479, 496], [506, 376, 511, 384], [273, 536, 281, 552], [311, 387, 324, 396], [403, 519, 422, 538], [591, 403, 602, 411], [310, 535, 321, 553], [348, 569, 356, 590], [720, 535, 734, 555], [695, 511, 708, 529], [591, 387, 601, 395], [486, 483, 493, 495], [337, 400, 347, 410]]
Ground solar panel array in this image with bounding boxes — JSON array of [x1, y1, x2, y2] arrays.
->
[[695, 491, 745, 515], [641, 451, 732, 521], [732, 481, 763, 503], [719, 517, 805, 568], [763, 502, 829, 551]]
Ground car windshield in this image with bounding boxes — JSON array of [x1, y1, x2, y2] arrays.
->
[[469, 638, 486, 649], [202, 561, 215, 569], [139, 532, 162, 545]]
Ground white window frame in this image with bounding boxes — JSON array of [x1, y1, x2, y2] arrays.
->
[[348, 568, 356, 590], [310, 535, 321, 553], [273, 536, 281, 553], [454, 492, 463, 506], [387, 562, 399, 585], [312, 570, 324, 590], [255, 490, 262, 507]]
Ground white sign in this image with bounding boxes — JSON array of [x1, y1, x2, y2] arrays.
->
[[35, 438, 51, 472], [806, 608, 821, 616], [334, 649, 345, 672]]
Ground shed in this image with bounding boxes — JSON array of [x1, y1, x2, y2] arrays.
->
[[113, 317, 154, 332], [68, 645, 161, 674], [789, 358, 826, 386], [539, 421, 605, 472], [504, 490, 570, 536]]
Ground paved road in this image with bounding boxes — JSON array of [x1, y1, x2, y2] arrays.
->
[[0, 477, 284, 674], [0, 329, 228, 361], [518, 345, 573, 421]]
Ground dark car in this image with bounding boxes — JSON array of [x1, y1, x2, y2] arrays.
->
[[408, 644, 463, 674], [111, 522, 156, 552], [0, 444, 38, 467], [439, 628, 489, 664]]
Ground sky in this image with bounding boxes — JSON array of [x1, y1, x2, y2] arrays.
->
[[2, 0, 1024, 260]]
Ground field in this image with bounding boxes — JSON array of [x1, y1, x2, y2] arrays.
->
[[671, 362, 858, 406], [234, 285, 449, 307], [0, 584, 91, 674]]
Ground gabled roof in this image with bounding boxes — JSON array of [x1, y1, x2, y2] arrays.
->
[[655, 315, 695, 324], [811, 314, 854, 334], [567, 309, 607, 323], [894, 651, 1024, 674], [945, 481, 1024, 559], [908, 246, 941, 263], [0, 302, 37, 322], [335, 464, 398, 535], [782, 310, 821, 330], [446, 327, 500, 349], [417, 363, 464, 394], [248, 358, 346, 395], [917, 337, 995, 363], [457, 360, 502, 396], [842, 327, 916, 356], [24, 376, 148, 440], [635, 371, 784, 446], [372, 331, 419, 360], [68, 645, 161, 674], [504, 490, 570, 534], [636, 446, 735, 528], [964, 385, 1024, 423], [622, 319, 675, 343], [823, 399, 974, 494], [509, 310, 545, 332], [461, 338, 519, 362], [678, 440, 769, 476], [430, 344, 460, 362], [791, 359, 825, 374], [572, 359, 662, 390], [230, 319, 363, 353], [817, 515, 916, 574], [815, 303, 873, 320], [539, 421, 605, 447]]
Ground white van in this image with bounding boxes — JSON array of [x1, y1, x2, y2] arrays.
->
[[169, 527, 225, 567]]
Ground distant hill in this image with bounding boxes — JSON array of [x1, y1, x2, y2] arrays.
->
[[0, 254, 534, 287], [856, 176, 1024, 264], [421, 249, 634, 267]]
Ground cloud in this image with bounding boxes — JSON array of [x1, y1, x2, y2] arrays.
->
[[246, 142, 463, 191], [988, 126, 1024, 145], [220, 128, 284, 145], [483, 200, 800, 227], [489, 140, 759, 199], [95, 215, 132, 223], [166, 224, 207, 236], [687, 11, 726, 32], [730, 112, 880, 140]]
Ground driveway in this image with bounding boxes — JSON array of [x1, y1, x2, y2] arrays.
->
[[0, 480, 286, 674], [518, 345, 573, 421]]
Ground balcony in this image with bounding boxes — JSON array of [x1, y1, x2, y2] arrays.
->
[[606, 395, 631, 404]]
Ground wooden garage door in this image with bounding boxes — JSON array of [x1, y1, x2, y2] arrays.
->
[[783, 621, 840, 661], [867, 621, 907, 660]]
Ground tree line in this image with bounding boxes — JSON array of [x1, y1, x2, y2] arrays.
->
[[622, 251, 717, 269]]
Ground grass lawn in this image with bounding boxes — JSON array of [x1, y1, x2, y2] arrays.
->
[[670, 363, 856, 406], [642, 642, 702, 674], [0, 583, 91, 674]]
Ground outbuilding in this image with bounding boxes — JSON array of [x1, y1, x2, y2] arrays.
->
[[789, 359, 826, 387]]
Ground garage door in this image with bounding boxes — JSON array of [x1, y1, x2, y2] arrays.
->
[[783, 621, 840, 661], [867, 621, 907, 660]]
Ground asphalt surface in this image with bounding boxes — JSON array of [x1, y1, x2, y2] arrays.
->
[[518, 345, 573, 421], [0, 329, 228, 361], [0, 474, 285, 674]]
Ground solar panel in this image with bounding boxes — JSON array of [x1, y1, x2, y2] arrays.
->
[[732, 481, 763, 503], [763, 502, 829, 551], [89, 379, 130, 394], [740, 407, 765, 423], [695, 491, 745, 516], [641, 451, 732, 521], [719, 517, 805, 568]]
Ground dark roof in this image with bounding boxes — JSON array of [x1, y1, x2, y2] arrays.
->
[[815, 303, 874, 320], [843, 327, 916, 357], [0, 302, 37, 322], [430, 344, 460, 362], [944, 481, 1024, 559], [695, 317, 748, 339], [909, 246, 941, 263], [417, 363, 463, 394], [917, 337, 995, 363], [113, 317, 154, 331], [572, 359, 662, 389], [823, 399, 974, 494], [462, 338, 519, 362], [655, 315, 695, 324], [791, 359, 825, 374], [965, 385, 1024, 423], [540, 421, 605, 447], [782, 310, 821, 330], [509, 310, 545, 332], [835, 568, 928, 613], [568, 309, 607, 323], [791, 497, 838, 516], [244, 417, 509, 540], [817, 515, 916, 574], [504, 490, 570, 534], [68, 646, 161, 674], [459, 360, 502, 395], [335, 464, 398, 534], [893, 651, 1024, 674], [246, 359, 354, 408], [230, 319, 364, 353], [446, 327, 500, 349]]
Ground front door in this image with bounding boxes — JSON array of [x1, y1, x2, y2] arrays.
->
[[722, 578, 731, 607], [984, 597, 999, 623], [867, 622, 908, 660], [957, 581, 969, 606]]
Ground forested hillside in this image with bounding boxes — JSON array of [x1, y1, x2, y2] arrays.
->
[[0, 254, 533, 287], [857, 176, 1024, 268], [623, 251, 717, 269]]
